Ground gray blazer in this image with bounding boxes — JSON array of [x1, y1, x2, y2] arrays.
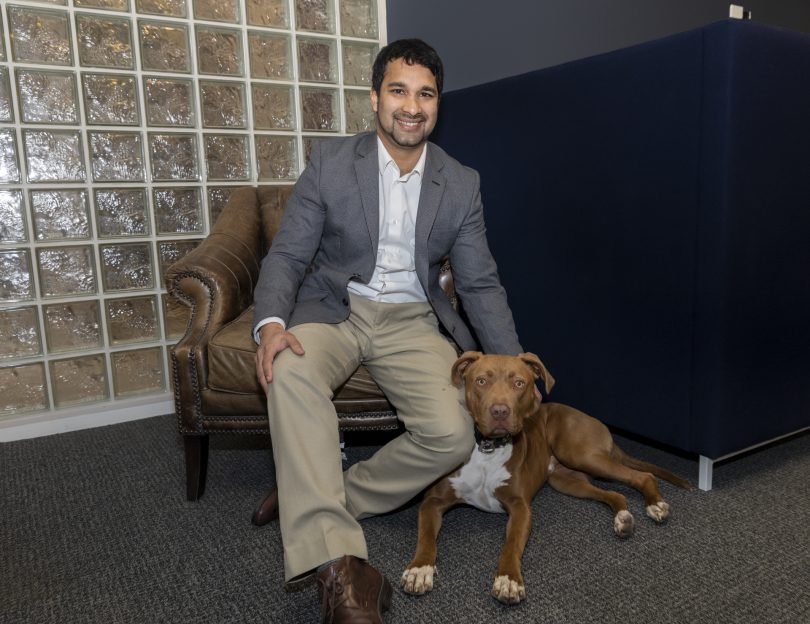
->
[[253, 132, 522, 355]]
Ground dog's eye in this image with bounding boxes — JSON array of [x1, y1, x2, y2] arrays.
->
[[476, 377, 487, 386], [514, 380, 526, 388]]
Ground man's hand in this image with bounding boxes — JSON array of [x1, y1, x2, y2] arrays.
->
[[255, 323, 305, 393]]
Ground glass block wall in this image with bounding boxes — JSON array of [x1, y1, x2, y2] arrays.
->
[[0, 0, 383, 421]]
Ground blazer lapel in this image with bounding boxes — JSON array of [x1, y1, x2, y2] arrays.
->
[[354, 133, 379, 257], [415, 143, 446, 278]]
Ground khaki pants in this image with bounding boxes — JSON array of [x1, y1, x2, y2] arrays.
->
[[266, 295, 473, 581]]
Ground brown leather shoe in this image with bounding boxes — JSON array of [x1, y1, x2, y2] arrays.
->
[[251, 487, 279, 526], [317, 555, 392, 623]]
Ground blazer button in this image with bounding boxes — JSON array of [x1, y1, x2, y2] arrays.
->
[[342, 298, 349, 306]]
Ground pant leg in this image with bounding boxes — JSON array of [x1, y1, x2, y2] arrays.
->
[[266, 321, 366, 582], [342, 296, 474, 519]]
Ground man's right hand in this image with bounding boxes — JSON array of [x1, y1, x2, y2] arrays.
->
[[255, 323, 305, 393]]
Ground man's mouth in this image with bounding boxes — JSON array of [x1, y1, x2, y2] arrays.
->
[[395, 115, 424, 130]]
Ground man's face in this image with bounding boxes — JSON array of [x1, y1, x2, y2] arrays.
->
[[371, 58, 439, 152]]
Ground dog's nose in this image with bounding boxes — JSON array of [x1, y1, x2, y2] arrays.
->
[[490, 404, 510, 421]]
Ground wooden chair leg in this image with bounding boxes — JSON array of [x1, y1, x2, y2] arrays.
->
[[184, 434, 209, 501]]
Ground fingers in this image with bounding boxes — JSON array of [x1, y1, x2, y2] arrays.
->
[[255, 331, 305, 392]]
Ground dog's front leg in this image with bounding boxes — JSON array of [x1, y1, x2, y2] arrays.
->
[[401, 480, 459, 595], [492, 496, 531, 604]]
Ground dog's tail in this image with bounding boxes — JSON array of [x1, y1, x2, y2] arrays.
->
[[613, 446, 694, 490]]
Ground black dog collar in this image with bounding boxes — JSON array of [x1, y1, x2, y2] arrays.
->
[[474, 428, 512, 454]]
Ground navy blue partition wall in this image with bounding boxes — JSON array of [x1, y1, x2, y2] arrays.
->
[[434, 20, 810, 460]]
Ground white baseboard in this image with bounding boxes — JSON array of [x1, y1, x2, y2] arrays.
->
[[0, 394, 175, 442]]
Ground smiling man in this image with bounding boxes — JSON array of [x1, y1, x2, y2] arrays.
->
[[252, 39, 522, 623]]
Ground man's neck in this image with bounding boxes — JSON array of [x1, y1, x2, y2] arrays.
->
[[377, 133, 426, 175]]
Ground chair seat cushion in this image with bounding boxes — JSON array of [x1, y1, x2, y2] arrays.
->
[[208, 306, 391, 409]]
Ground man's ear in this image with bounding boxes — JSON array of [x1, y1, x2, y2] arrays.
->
[[519, 352, 555, 394], [451, 351, 482, 388]]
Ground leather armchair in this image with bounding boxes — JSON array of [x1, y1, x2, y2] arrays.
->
[[166, 185, 458, 501]]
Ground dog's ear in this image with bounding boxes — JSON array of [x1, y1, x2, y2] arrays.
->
[[519, 352, 555, 394], [451, 351, 482, 387]]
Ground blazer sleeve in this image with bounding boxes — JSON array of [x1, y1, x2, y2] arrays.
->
[[253, 141, 327, 328], [447, 170, 523, 355]]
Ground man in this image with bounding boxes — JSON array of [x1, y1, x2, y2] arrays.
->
[[253, 39, 522, 622]]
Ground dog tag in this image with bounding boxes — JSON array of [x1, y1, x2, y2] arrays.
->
[[478, 439, 495, 454]]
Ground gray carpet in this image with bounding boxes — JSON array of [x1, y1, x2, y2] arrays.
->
[[1, 414, 808, 624]]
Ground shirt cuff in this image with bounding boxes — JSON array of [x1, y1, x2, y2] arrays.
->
[[253, 317, 286, 344]]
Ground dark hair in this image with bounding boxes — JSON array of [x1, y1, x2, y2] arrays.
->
[[371, 39, 444, 96]]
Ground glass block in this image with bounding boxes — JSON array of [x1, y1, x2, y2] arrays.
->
[[16, 70, 78, 125], [76, 13, 134, 69], [0, 307, 41, 359], [89, 132, 145, 182], [298, 37, 337, 83], [252, 84, 295, 130], [148, 133, 199, 181], [0, 363, 49, 415], [0, 190, 26, 243], [0, 249, 34, 302], [23, 131, 86, 183], [157, 239, 201, 281], [300, 87, 338, 132], [196, 26, 244, 76], [193, 0, 239, 23], [82, 73, 139, 126], [204, 134, 250, 181], [37, 246, 97, 298], [95, 188, 150, 238], [139, 20, 191, 73], [199, 81, 246, 128], [295, 0, 334, 34], [105, 296, 160, 345], [0, 13, 5, 62], [162, 293, 190, 339], [248, 31, 292, 80], [144, 77, 195, 127], [50, 354, 109, 408], [75, 0, 129, 10], [345, 89, 375, 133], [43, 300, 102, 353], [256, 135, 298, 180], [100, 242, 154, 292], [246, 0, 288, 28], [342, 41, 377, 87], [340, 0, 378, 39], [30, 189, 91, 241], [0, 68, 12, 122], [136, 0, 187, 17], [111, 347, 164, 398], [8, 6, 73, 66], [0, 130, 21, 183], [153, 187, 204, 234], [206, 186, 232, 226]]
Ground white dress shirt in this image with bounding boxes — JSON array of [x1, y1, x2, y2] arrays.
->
[[254, 137, 427, 342]]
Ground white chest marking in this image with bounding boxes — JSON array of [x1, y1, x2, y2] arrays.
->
[[449, 445, 513, 513]]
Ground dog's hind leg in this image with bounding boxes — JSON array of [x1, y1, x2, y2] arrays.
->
[[568, 451, 670, 524], [548, 464, 635, 537]]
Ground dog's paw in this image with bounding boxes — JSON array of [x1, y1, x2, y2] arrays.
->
[[613, 509, 635, 538], [491, 575, 525, 604], [401, 565, 437, 595], [646, 501, 670, 523]]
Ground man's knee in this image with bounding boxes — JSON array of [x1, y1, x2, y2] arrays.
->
[[412, 409, 474, 468]]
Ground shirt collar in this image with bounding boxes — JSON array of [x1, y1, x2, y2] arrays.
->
[[377, 136, 427, 181]]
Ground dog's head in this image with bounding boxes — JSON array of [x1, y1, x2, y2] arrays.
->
[[451, 352, 555, 438]]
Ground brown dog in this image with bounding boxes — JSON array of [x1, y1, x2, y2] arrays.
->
[[401, 352, 692, 604]]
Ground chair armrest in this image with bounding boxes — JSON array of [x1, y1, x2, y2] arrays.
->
[[166, 186, 262, 431]]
